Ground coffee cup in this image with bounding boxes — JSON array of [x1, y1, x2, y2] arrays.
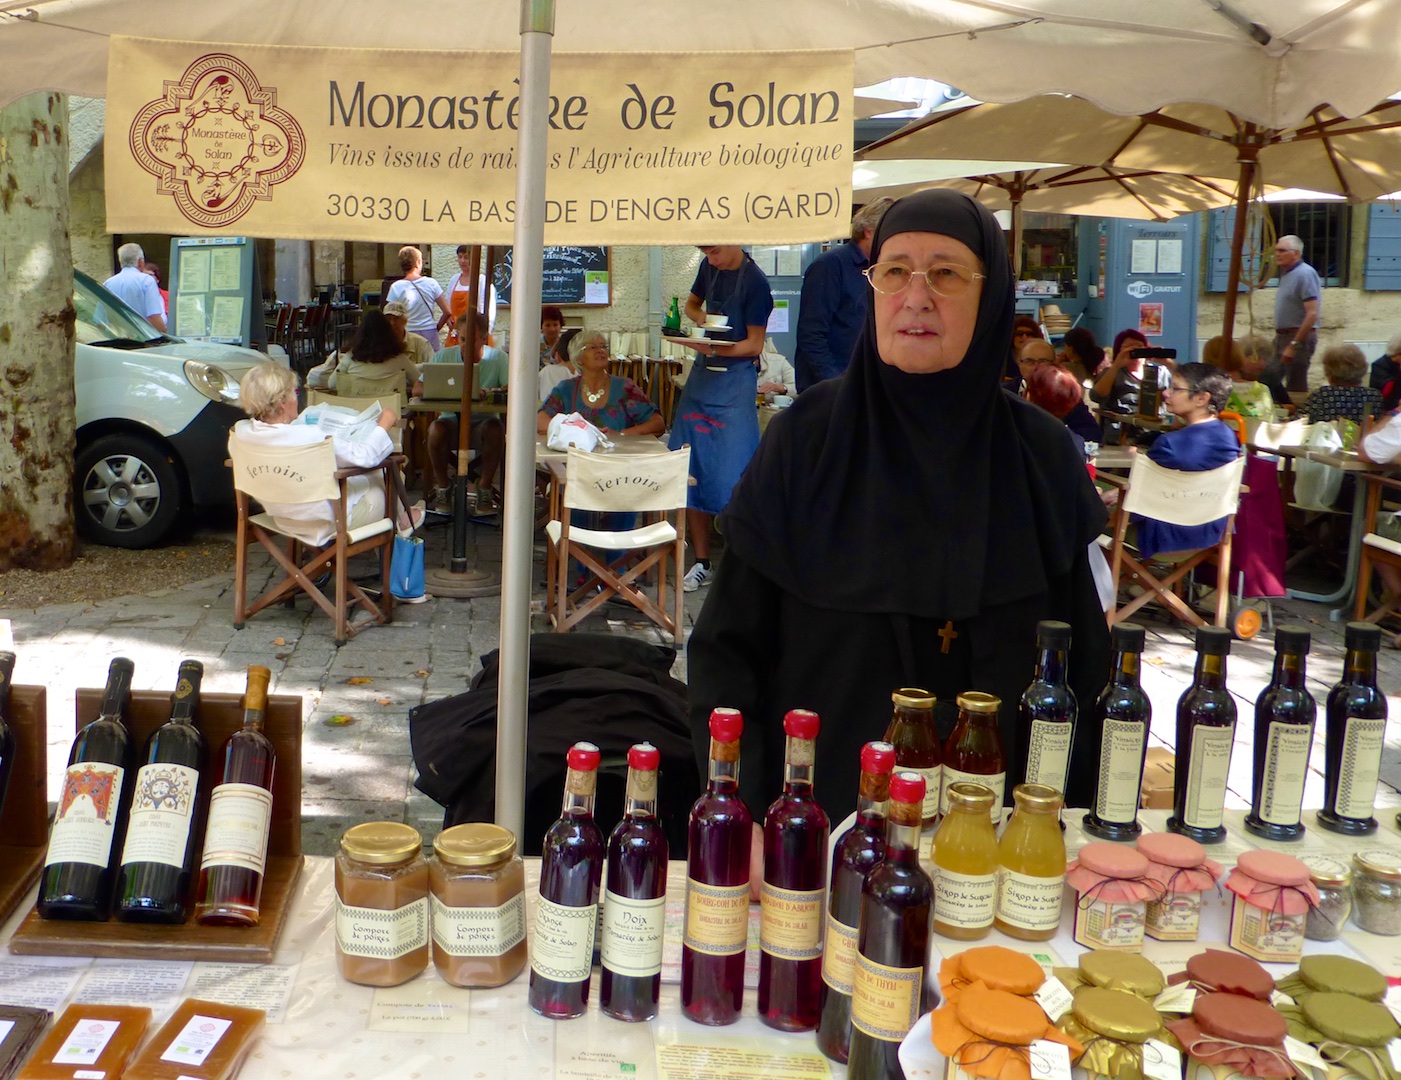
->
[[689, 326, 707, 338], [704, 315, 730, 328], [772, 394, 793, 409]]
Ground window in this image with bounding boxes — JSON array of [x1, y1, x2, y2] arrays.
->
[[1205, 202, 1349, 291]]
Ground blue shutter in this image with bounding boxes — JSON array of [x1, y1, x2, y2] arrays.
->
[[1205, 207, 1265, 292], [1364, 202, 1401, 290]]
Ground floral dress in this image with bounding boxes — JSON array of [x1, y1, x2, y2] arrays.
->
[[539, 375, 657, 431]]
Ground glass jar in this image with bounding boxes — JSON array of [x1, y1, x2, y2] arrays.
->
[[1299, 855, 1352, 941], [931, 781, 999, 940], [335, 822, 430, 987], [994, 784, 1066, 941], [942, 691, 1005, 823], [430, 822, 528, 987], [883, 688, 941, 827], [1351, 852, 1401, 936]]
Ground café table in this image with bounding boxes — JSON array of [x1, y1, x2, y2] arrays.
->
[[402, 396, 509, 495]]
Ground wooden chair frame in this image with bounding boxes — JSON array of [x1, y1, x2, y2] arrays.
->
[[1355, 471, 1401, 643]]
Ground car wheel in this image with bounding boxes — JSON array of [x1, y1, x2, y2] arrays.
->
[[74, 434, 182, 548]]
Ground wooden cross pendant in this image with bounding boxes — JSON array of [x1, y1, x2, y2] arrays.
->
[[938, 620, 958, 655]]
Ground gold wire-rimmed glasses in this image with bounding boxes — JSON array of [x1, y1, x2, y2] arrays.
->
[[863, 261, 986, 297]]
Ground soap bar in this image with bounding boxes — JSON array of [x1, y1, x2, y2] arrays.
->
[[123, 999, 266, 1080], [17, 1003, 151, 1080], [0, 1006, 52, 1080]]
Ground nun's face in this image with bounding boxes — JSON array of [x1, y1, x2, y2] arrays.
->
[[872, 232, 983, 375]]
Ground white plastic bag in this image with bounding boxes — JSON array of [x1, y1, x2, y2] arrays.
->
[[1293, 422, 1344, 510], [546, 411, 613, 452]]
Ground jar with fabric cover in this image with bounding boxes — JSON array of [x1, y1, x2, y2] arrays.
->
[[1165, 993, 1296, 1079], [1351, 852, 1401, 936], [1299, 856, 1352, 942], [1275, 955, 1388, 1006], [1057, 986, 1176, 1080], [1223, 850, 1318, 963], [1055, 951, 1165, 1001], [1277, 991, 1401, 1080], [1067, 843, 1160, 951], [937, 945, 1046, 1006], [1137, 832, 1222, 942], [930, 985, 1084, 1080], [1167, 949, 1273, 1002]]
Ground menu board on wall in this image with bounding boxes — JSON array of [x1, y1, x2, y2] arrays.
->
[[168, 236, 259, 346], [494, 247, 610, 307]]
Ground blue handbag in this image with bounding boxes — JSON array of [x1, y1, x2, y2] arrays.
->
[[390, 533, 425, 600]]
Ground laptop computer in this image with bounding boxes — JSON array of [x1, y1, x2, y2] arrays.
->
[[421, 362, 473, 401]]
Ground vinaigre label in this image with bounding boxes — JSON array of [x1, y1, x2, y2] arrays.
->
[[1336, 715, 1386, 820], [336, 896, 429, 960], [530, 896, 597, 983], [1183, 726, 1233, 830], [600, 890, 666, 978], [996, 869, 1065, 932], [850, 954, 922, 1042], [431, 892, 526, 957], [683, 878, 749, 956], [934, 867, 997, 930], [1259, 721, 1313, 825], [1025, 721, 1072, 793], [1096, 718, 1147, 823], [941, 767, 1005, 821], [759, 882, 824, 961], [120, 762, 200, 869], [821, 913, 858, 994], [46, 763, 125, 869]]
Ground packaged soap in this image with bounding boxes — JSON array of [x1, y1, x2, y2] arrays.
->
[[18, 1003, 150, 1080], [123, 999, 266, 1080]]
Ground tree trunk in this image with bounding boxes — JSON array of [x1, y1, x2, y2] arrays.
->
[[0, 92, 75, 571]]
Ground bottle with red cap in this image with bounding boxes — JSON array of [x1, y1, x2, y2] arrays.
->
[[600, 742, 668, 1022], [528, 741, 606, 1019], [848, 770, 935, 1080], [682, 708, 753, 1026], [816, 740, 896, 1063], [759, 709, 830, 1032]]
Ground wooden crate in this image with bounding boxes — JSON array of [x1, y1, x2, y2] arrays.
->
[[0, 685, 50, 924], [8, 686, 304, 963]]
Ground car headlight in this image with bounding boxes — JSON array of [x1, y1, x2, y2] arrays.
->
[[184, 360, 243, 405]]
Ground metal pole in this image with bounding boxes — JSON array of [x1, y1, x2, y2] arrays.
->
[[495, 0, 555, 839], [450, 246, 483, 572]]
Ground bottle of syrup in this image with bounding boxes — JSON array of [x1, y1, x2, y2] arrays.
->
[[681, 708, 752, 1026], [931, 782, 999, 941], [759, 709, 830, 1032], [1018, 621, 1076, 798], [848, 771, 934, 1080], [882, 688, 941, 827], [195, 665, 276, 925], [600, 742, 667, 1022], [38, 656, 137, 920], [0, 651, 17, 821], [1318, 622, 1388, 835], [529, 741, 605, 1019], [994, 783, 1066, 941], [942, 692, 1006, 823], [1168, 627, 1236, 844], [1245, 626, 1316, 841], [116, 659, 207, 923], [1082, 623, 1152, 841]]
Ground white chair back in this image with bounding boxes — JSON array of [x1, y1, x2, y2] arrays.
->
[[1121, 454, 1245, 527], [1249, 417, 1311, 450], [339, 369, 408, 398], [562, 447, 691, 514], [228, 433, 341, 504]]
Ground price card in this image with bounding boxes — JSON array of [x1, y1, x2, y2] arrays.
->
[[1271, 990, 1294, 1008], [1143, 1039, 1182, 1080], [1152, 985, 1196, 1014], [1388, 1041, 1401, 1072], [1285, 1035, 1328, 1077], [1030, 1040, 1072, 1080], [1384, 985, 1401, 1025], [1033, 976, 1074, 1023]]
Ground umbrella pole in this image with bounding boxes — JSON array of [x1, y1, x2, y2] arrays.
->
[[1221, 148, 1258, 339]]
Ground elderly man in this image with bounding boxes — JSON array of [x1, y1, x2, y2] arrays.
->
[[381, 299, 436, 368], [104, 243, 166, 332], [1272, 235, 1322, 392]]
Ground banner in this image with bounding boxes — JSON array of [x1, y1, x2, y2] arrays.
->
[[105, 38, 853, 245]]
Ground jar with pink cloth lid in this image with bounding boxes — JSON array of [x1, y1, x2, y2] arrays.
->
[[1224, 849, 1318, 963], [1137, 832, 1223, 942], [1066, 842, 1160, 952]]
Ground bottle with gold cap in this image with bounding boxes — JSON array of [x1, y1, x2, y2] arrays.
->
[[942, 692, 1005, 823], [335, 821, 430, 987], [882, 688, 941, 827], [995, 783, 1066, 941], [932, 782, 1000, 940]]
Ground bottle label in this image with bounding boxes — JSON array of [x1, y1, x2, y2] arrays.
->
[[996, 869, 1065, 932], [682, 878, 749, 956], [1336, 715, 1386, 820], [905, 765, 942, 820], [821, 912, 858, 994], [850, 954, 923, 1042], [530, 895, 596, 983], [934, 867, 998, 930], [1025, 721, 1072, 794], [1074, 897, 1145, 950], [430, 892, 526, 958], [600, 890, 666, 978], [336, 895, 429, 960], [45, 763, 125, 869], [759, 882, 824, 961], [1182, 726, 1233, 830], [52, 1017, 121, 1066], [159, 1014, 233, 1067], [941, 767, 1005, 821], [1095, 718, 1147, 824], [1259, 721, 1313, 826], [120, 762, 200, 869], [199, 782, 273, 874]]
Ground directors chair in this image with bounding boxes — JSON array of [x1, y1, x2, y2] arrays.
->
[[1356, 471, 1401, 645]]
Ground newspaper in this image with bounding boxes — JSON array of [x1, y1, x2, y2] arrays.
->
[[300, 400, 382, 441]]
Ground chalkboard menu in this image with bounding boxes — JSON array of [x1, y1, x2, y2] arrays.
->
[[494, 247, 610, 307]]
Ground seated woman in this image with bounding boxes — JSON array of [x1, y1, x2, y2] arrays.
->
[[758, 341, 796, 399], [1239, 334, 1291, 408], [1006, 314, 1044, 387], [1059, 326, 1107, 383], [233, 362, 421, 547], [1302, 343, 1385, 424], [536, 330, 664, 437], [336, 310, 424, 398], [1133, 362, 1242, 559], [1359, 408, 1401, 602], [1091, 328, 1149, 415], [538, 328, 580, 406], [1025, 361, 1101, 446], [1203, 335, 1274, 418]]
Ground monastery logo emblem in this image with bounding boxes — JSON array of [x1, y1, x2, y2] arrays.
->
[[129, 53, 305, 228]]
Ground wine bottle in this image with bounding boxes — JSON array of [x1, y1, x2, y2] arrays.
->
[[116, 660, 207, 923], [38, 656, 137, 920], [1082, 623, 1152, 841], [882, 688, 941, 827], [848, 772, 934, 1080], [1318, 622, 1388, 835], [195, 665, 276, 926], [529, 741, 605, 1019], [681, 707, 753, 1026], [1245, 626, 1316, 841], [759, 709, 830, 1032], [1018, 620, 1076, 799], [1168, 627, 1236, 843], [816, 740, 896, 1064], [0, 651, 17, 822], [600, 742, 668, 1023], [941, 692, 1006, 822]]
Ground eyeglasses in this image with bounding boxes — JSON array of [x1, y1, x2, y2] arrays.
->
[[864, 261, 986, 297], [582, 343, 609, 353], [1014, 328, 1038, 337], [1165, 384, 1193, 395]]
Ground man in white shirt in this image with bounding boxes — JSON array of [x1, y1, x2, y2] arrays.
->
[[103, 243, 167, 332]]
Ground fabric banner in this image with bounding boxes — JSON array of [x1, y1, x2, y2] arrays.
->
[[104, 37, 852, 246]]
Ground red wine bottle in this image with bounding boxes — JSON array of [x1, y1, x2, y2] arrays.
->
[[816, 740, 896, 1064], [1245, 626, 1315, 841], [848, 771, 935, 1080], [196, 665, 276, 925], [1168, 627, 1236, 844], [38, 656, 137, 920], [1019, 620, 1076, 797], [1082, 623, 1152, 841], [600, 742, 668, 1022], [1318, 622, 1388, 834], [529, 741, 605, 1019], [682, 708, 753, 1026], [759, 709, 830, 1032], [0, 651, 17, 822], [117, 660, 207, 923]]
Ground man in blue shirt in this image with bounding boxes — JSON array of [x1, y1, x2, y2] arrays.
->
[[1272, 235, 1322, 392], [103, 243, 166, 332], [794, 198, 892, 392]]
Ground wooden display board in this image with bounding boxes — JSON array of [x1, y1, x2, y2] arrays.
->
[[0, 686, 50, 925], [9, 688, 303, 964], [494, 246, 610, 307]]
